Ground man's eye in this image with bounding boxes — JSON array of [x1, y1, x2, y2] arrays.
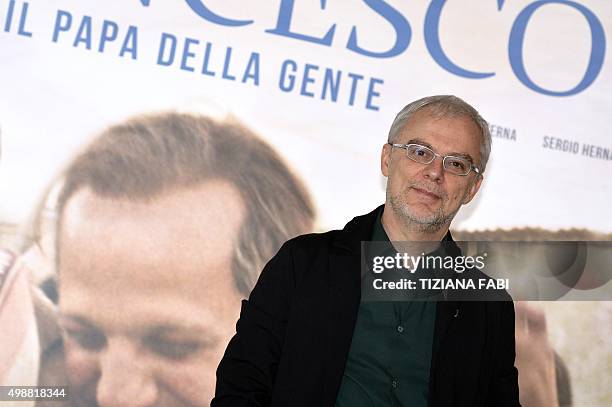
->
[[65, 329, 107, 351], [144, 338, 203, 361], [450, 160, 466, 170]]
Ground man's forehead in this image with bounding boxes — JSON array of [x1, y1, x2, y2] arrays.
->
[[59, 181, 246, 296], [61, 181, 246, 250], [395, 110, 482, 155]]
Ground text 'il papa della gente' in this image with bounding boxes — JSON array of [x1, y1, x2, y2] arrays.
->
[[5, 3, 384, 111]]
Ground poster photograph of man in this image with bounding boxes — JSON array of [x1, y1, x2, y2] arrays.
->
[[1, 1, 611, 406]]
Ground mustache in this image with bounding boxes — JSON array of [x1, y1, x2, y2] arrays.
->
[[407, 182, 446, 199]]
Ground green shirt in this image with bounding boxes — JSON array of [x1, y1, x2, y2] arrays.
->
[[335, 211, 436, 407]]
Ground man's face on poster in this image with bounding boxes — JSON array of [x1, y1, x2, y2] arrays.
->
[[58, 180, 245, 406]]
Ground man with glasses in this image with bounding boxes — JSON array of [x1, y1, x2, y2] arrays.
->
[[214, 95, 520, 406]]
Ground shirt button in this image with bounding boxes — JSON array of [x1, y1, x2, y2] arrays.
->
[[397, 325, 404, 333], [392, 380, 398, 388]]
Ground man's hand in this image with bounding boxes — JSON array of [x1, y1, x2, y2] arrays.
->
[[514, 301, 559, 407]]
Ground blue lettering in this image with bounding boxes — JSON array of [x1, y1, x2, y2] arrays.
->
[[222, 47, 236, 80], [2, 1, 33, 37], [184, 0, 252, 27], [321, 68, 341, 101], [73, 16, 92, 49], [366, 78, 383, 111], [52, 10, 72, 43], [266, 0, 335, 46], [181, 37, 199, 72], [347, 0, 411, 58], [424, 0, 494, 78], [347, 73, 364, 106], [242, 52, 260, 85], [119, 26, 138, 59], [98, 20, 118, 53], [17, 1, 32, 37], [201, 42, 215, 76], [157, 32, 176, 66], [300, 63, 318, 97], [3, 0, 15, 32], [509, 0, 606, 96], [279, 59, 297, 92]]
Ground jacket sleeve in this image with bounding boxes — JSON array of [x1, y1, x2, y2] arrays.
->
[[486, 300, 521, 406], [211, 241, 296, 407]]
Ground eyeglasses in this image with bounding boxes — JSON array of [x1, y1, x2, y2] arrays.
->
[[388, 143, 481, 176]]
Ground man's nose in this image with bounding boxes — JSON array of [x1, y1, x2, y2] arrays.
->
[[423, 155, 444, 183], [96, 337, 158, 407]]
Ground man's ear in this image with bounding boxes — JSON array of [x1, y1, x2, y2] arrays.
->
[[462, 175, 483, 205], [381, 143, 392, 177]]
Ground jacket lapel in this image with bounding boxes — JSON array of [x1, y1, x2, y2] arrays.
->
[[321, 205, 381, 405], [428, 232, 462, 406]]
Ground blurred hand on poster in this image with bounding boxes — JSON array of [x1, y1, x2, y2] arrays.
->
[[0, 248, 40, 407], [515, 301, 559, 407]]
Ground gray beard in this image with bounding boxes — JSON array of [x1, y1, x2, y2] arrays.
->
[[387, 188, 459, 234]]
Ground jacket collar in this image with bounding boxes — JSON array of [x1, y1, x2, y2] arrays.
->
[[330, 205, 382, 254]]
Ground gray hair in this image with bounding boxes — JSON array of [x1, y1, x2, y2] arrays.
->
[[387, 95, 492, 173], [56, 112, 315, 296]]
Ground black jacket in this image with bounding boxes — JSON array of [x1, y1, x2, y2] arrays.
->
[[213, 206, 520, 407]]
